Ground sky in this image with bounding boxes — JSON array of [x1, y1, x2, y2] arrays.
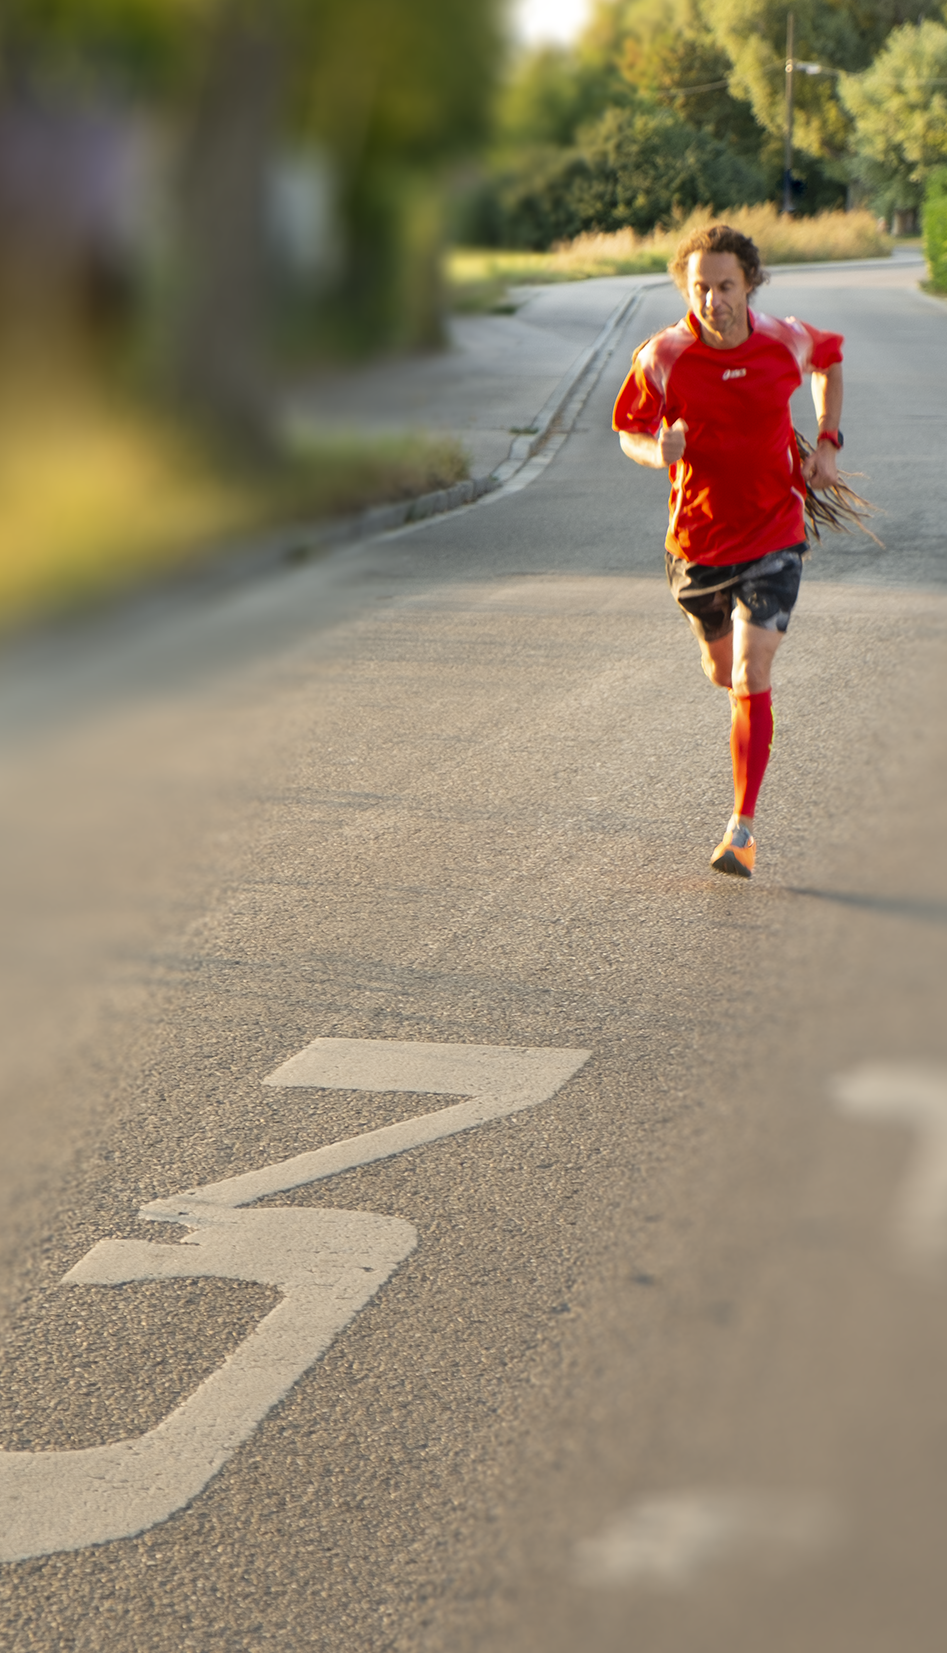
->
[[512, 0, 592, 47]]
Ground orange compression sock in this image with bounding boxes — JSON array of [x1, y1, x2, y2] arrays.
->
[[730, 690, 774, 819]]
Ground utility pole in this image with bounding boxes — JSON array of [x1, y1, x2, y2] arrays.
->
[[783, 11, 795, 215]]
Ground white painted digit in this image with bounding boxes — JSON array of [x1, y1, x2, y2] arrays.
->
[[832, 1063, 947, 1264], [573, 1490, 841, 1588], [0, 1040, 589, 1562]]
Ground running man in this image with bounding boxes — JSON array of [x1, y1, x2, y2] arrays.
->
[[613, 224, 843, 877]]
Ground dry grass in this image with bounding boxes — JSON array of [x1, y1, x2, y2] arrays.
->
[[0, 378, 468, 631], [279, 422, 468, 512], [448, 205, 892, 307]]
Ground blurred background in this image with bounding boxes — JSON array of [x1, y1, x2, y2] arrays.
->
[[0, 0, 944, 626]]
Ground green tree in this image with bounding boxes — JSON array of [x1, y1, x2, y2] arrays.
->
[[648, 30, 764, 163], [702, 0, 929, 166], [495, 44, 620, 148], [840, 19, 947, 220], [578, 0, 910, 205], [490, 101, 765, 247], [578, 102, 765, 230]]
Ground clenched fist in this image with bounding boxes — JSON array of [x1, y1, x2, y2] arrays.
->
[[657, 419, 688, 465]]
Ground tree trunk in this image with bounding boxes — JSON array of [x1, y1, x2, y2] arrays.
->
[[173, 2, 288, 446], [893, 207, 919, 236]]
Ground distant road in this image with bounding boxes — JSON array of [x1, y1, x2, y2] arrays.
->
[[1, 259, 945, 1653]]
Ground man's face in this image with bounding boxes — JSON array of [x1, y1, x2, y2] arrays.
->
[[686, 251, 752, 345]]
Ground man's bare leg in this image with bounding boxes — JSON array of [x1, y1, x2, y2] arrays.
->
[[730, 617, 783, 700], [698, 618, 782, 700], [699, 630, 733, 688]]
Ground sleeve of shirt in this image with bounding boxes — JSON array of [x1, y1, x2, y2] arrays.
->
[[799, 320, 844, 371], [612, 347, 665, 435]]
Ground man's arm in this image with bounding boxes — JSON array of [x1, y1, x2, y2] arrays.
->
[[804, 362, 843, 488], [619, 420, 688, 469]]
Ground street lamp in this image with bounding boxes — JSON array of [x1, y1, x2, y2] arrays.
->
[[783, 11, 829, 214]]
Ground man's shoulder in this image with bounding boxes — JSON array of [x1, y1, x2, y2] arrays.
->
[[633, 317, 695, 391], [750, 311, 832, 370]]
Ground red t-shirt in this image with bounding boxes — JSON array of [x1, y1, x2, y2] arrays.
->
[[612, 310, 844, 566]]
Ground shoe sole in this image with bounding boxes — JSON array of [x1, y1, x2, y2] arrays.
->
[[710, 849, 753, 879]]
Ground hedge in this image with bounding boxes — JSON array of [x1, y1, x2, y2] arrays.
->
[[924, 167, 947, 293]]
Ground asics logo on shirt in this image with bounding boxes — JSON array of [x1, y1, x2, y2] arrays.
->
[[721, 368, 747, 380]]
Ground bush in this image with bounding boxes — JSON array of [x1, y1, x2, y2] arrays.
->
[[576, 105, 767, 237], [491, 146, 600, 249], [924, 167, 947, 293], [486, 103, 766, 250]]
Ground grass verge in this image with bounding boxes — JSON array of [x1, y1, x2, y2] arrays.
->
[[0, 382, 468, 633], [448, 204, 893, 311]]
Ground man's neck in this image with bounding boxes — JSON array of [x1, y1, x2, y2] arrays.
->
[[696, 311, 752, 350]]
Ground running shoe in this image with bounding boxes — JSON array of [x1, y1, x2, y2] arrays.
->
[[710, 823, 756, 878]]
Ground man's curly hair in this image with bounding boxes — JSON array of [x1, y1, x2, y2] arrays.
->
[[668, 224, 769, 295]]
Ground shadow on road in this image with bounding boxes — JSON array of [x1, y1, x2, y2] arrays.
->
[[787, 886, 947, 925]]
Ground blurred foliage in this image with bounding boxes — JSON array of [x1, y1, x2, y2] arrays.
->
[[0, 363, 469, 630], [840, 20, 947, 214], [0, 0, 496, 623], [0, 0, 507, 430], [495, 43, 623, 148], [924, 165, 947, 290], [0, 0, 196, 95]]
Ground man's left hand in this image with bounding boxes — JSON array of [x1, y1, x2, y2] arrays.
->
[[802, 441, 840, 490]]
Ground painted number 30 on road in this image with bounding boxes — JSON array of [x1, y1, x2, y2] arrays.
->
[[0, 1039, 591, 1564]]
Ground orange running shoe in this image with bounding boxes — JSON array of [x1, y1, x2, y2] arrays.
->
[[710, 823, 756, 879]]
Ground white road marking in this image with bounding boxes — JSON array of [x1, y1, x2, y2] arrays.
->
[[0, 1039, 589, 1563], [1, 1208, 414, 1563], [165, 1039, 590, 1213], [831, 1064, 947, 1264], [574, 1490, 841, 1588]]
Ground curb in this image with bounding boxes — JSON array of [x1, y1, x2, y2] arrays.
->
[[490, 284, 648, 486], [304, 471, 502, 553], [765, 252, 925, 275], [294, 280, 648, 555]]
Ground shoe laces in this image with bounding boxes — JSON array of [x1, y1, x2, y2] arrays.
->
[[729, 824, 754, 849]]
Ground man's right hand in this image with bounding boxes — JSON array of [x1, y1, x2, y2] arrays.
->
[[657, 419, 688, 465], [618, 419, 688, 470]]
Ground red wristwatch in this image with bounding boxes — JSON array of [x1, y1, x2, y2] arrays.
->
[[817, 429, 843, 449]]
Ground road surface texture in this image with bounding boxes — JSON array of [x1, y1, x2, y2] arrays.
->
[[1, 256, 946, 1653]]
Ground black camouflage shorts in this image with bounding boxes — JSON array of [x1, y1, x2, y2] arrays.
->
[[665, 544, 806, 645]]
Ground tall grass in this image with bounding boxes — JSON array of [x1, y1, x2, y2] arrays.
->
[[448, 206, 892, 307], [562, 204, 892, 270]]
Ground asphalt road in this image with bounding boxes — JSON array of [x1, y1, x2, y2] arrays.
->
[[1, 262, 946, 1652]]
